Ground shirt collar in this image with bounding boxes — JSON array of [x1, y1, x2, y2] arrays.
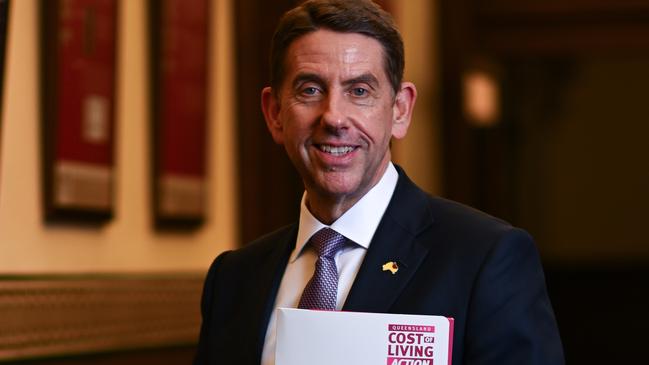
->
[[290, 163, 399, 262]]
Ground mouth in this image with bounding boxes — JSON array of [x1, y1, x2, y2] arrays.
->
[[316, 144, 357, 156]]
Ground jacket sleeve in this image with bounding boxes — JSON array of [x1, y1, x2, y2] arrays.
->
[[193, 251, 230, 365], [464, 228, 564, 365]]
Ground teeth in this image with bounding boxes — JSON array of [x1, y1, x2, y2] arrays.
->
[[319, 145, 354, 155]]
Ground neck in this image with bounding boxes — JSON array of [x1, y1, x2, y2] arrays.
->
[[304, 165, 391, 224], [305, 194, 358, 225]]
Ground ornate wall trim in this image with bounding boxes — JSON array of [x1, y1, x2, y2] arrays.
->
[[0, 275, 203, 362]]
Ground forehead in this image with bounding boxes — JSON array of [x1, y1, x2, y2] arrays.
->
[[283, 29, 386, 82]]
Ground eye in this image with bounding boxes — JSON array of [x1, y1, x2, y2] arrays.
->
[[350, 87, 368, 97], [302, 86, 320, 96]]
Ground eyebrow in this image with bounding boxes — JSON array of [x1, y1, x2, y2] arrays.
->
[[291, 72, 380, 90], [341, 73, 379, 89], [292, 73, 327, 90]]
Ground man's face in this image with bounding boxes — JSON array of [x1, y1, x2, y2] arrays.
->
[[262, 29, 414, 215]]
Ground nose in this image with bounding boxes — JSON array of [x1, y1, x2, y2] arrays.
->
[[320, 93, 348, 132]]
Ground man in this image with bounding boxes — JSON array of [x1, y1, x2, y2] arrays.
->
[[194, 1, 564, 364]]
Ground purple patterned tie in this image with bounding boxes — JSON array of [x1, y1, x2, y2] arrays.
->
[[298, 228, 347, 310]]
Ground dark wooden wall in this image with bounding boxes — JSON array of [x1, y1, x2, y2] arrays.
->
[[235, 0, 304, 244], [0, 275, 202, 364], [439, 0, 649, 363], [440, 0, 649, 213], [8, 347, 196, 365]]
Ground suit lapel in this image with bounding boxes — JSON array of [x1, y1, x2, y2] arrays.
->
[[343, 168, 434, 313]]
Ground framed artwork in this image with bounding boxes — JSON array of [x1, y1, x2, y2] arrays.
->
[[40, 0, 118, 223], [149, 0, 210, 229]]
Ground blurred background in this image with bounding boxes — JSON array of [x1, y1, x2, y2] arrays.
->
[[0, 0, 647, 364]]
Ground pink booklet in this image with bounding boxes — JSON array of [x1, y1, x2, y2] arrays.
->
[[276, 308, 454, 365]]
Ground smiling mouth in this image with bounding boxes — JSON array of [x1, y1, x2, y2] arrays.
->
[[317, 144, 356, 156]]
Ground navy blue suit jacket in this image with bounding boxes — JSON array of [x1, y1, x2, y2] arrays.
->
[[194, 167, 564, 364]]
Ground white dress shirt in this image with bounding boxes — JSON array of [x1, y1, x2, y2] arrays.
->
[[260, 163, 399, 365]]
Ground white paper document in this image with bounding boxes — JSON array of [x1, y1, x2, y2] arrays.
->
[[276, 308, 454, 365]]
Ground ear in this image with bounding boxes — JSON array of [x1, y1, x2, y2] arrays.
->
[[391, 82, 417, 139], [261, 86, 284, 144]]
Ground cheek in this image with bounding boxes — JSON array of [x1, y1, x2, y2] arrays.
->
[[362, 109, 394, 143], [283, 105, 321, 137], [281, 104, 312, 130], [279, 118, 309, 157]]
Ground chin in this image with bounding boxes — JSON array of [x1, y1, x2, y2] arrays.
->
[[316, 178, 363, 199]]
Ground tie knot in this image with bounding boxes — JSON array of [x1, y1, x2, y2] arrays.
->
[[309, 228, 346, 258]]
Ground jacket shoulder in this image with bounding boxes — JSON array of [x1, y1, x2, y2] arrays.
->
[[390, 166, 515, 240]]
